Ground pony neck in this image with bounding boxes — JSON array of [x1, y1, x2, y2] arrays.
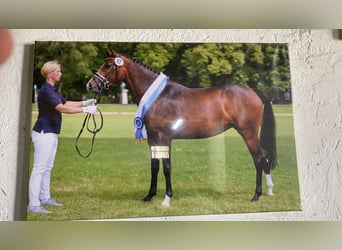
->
[[125, 63, 161, 104]]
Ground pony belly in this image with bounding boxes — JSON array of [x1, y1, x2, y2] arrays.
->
[[172, 125, 231, 140]]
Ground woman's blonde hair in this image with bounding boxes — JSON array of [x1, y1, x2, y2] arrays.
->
[[41, 61, 60, 78]]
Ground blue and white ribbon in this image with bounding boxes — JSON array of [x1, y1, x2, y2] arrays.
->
[[134, 72, 168, 139]]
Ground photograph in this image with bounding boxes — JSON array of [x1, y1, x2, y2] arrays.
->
[[26, 41, 300, 220]]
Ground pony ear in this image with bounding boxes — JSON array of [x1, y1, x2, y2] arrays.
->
[[106, 48, 112, 57], [106, 48, 118, 57]]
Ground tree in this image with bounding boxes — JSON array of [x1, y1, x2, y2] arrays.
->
[[33, 41, 291, 103], [133, 43, 181, 72], [179, 43, 245, 87], [34, 42, 106, 100], [263, 44, 291, 91]]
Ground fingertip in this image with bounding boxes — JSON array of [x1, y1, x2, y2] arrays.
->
[[0, 29, 13, 64]]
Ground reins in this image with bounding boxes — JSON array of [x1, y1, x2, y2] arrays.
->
[[76, 56, 123, 157], [75, 93, 104, 158]]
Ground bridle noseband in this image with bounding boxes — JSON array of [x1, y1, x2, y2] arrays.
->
[[93, 72, 110, 90]]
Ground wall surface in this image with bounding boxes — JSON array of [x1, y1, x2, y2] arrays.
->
[[0, 29, 341, 221]]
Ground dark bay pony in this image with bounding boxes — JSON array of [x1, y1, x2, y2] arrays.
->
[[86, 49, 277, 207]]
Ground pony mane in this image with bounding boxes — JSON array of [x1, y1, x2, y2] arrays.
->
[[107, 48, 159, 74]]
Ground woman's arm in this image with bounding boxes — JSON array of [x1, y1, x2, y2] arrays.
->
[[64, 101, 83, 108], [54, 98, 97, 114], [55, 102, 97, 114], [55, 103, 83, 114], [65, 99, 96, 108]]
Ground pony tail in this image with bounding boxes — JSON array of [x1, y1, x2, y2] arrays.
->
[[259, 100, 277, 169]]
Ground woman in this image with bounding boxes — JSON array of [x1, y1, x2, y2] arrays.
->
[[28, 61, 97, 214]]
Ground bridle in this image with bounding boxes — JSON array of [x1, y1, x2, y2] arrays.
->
[[93, 72, 110, 90], [75, 56, 124, 158], [89, 56, 124, 92]]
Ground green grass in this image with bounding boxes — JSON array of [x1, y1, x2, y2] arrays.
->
[[27, 104, 300, 220], [273, 104, 293, 114]]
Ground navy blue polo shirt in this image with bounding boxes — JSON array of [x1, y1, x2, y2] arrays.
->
[[33, 82, 67, 134]]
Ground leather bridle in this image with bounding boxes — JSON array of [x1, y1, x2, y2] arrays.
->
[[88, 57, 123, 92]]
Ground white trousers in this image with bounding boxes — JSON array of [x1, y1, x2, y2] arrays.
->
[[28, 130, 58, 206]]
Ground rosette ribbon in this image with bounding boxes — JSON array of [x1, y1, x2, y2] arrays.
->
[[134, 72, 169, 139]]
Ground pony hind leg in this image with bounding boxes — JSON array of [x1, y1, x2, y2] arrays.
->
[[263, 165, 274, 196], [258, 151, 274, 196], [265, 173, 274, 196], [239, 131, 266, 202], [250, 145, 275, 200]]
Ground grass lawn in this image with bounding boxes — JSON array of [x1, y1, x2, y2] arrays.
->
[[27, 104, 301, 220]]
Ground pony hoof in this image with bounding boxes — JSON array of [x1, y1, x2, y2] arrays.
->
[[161, 201, 170, 207], [267, 187, 274, 196], [143, 195, 153, 202], [161, 194, 171, 207], [143, 191, 157, 202], [251, 193, 261, 202]]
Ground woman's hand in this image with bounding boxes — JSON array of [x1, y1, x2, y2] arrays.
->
[[82, 99, 97, 106]]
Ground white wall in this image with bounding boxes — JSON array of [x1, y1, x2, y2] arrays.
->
[[1, 29, 341, 220]]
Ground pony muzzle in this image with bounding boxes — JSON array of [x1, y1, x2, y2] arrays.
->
[[87, 73, 109, 93]]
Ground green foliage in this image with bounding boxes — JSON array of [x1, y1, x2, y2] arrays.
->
[[34, 42, 107, 100], [262, 44, 291, 93], [34, 42, 291, 102], [133, 43, 180, 72], [180, 44, 246, 87]]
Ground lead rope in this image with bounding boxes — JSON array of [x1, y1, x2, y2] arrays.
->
[[75, 94, 103, 157]]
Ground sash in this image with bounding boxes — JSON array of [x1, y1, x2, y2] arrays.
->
[[134, 72, 169, 139]]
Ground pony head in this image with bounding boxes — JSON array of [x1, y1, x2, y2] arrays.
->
[[86, 49, 125, 93]]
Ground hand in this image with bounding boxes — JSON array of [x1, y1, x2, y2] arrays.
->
[[82, 105, 97, 114], [82, 98, 96, 106]]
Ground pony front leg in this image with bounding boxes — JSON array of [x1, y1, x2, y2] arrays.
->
[[161, 158, 172, 207], [143, 158, 159, 202]]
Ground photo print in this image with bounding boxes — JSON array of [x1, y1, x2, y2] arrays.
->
[[27, 41, 300, 220]]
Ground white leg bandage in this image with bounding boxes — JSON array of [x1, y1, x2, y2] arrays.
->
[[265, 174, 274, 196], [151, 146, 169, 159]]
